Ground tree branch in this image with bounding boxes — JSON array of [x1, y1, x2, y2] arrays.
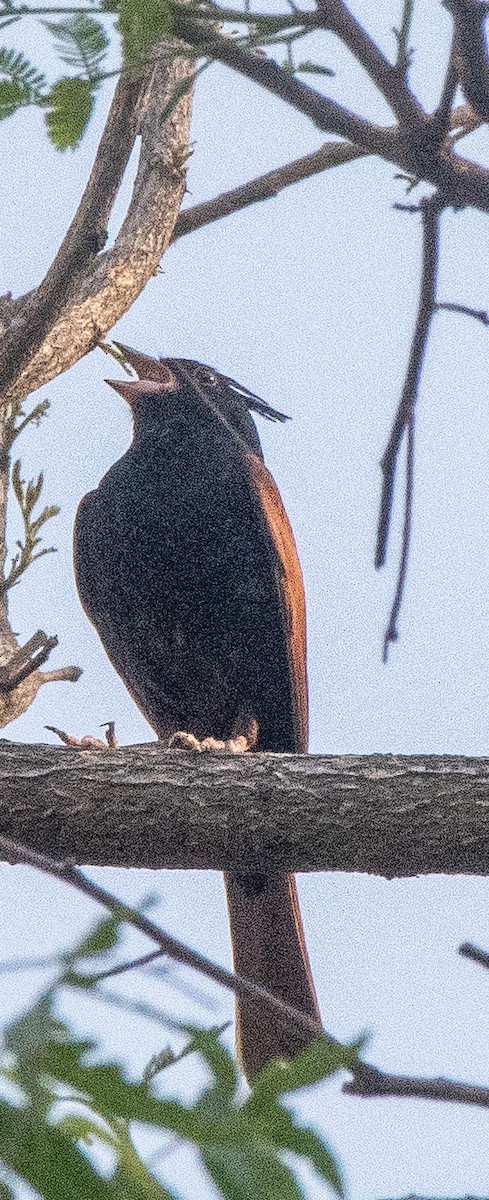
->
[[375, 198, 441, 658], [315, 0, 422, 125], [0, 72, 146, 401], [459, 941, 489, 970], [0, 830, 328, 1044], [173, 140, 366, 240], [4, 825, 489, 1113], [1, 41, 193, 408], [446, 0, 489, 122], [344, 1062, 489, 1109], [2, 745, 489, 875]]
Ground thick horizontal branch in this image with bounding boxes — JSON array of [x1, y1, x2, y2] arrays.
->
[[2, 744, 489, 875]]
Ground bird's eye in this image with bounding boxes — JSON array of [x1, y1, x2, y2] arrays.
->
[[194, 366, 218, 388]]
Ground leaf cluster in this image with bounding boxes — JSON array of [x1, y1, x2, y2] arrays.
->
[[0, 0, 327, 149], [3, 460, 59, 593], [0, 13, 109, 148], [0, 911, 355, 1198]]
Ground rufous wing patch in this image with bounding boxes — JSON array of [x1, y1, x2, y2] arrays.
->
[[246, 452, 308, 754]]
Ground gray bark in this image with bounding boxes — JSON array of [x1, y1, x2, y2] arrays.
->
[[2, 743, 489, 876]]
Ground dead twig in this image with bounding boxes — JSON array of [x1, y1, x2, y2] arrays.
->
[[376, 196, 442, 659]]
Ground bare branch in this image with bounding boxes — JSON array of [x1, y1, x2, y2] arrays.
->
[[381, 400, 414, 662], [376, 197, 441, 656], [173, 10, 403, 151], [437, 300, 489, 325], [2, 745, 489, 875], [0, 829, 328, 1045], [345, 1061, 489, 1109], [429, 35, 459, 142], [173, 140, 366, 239], [314, 0, 423, 125], [3, 824, 489, 1111], [2, 42, 193, 408], [0, 71, 146, 401], [0, 630, 57, 691], [459, 941, 489, 970], [446, 0, 489, 122], [173, 12, 489, 213]]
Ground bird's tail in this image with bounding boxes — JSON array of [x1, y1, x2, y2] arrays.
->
[[224, 870, 320, 1079]]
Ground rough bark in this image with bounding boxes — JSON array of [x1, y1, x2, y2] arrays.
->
[[2, 745, 489, 876]]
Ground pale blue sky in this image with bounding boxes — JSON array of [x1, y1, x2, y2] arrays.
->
[[2, 1, 489, 1196]]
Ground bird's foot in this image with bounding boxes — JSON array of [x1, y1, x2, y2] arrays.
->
[[169, 731, 249, 754], [169, 718, 258, 755], [46, 720, 118, 749]]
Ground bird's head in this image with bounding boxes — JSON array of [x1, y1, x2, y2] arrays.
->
[[105, 344, 289, 458]]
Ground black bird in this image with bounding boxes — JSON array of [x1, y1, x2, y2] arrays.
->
[[74, 346, 320, 1077]]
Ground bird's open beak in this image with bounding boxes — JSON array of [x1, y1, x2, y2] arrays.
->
[[105, 343, 178, 405]]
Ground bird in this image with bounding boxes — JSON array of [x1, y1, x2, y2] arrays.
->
[[73, 345, 321, 1078]]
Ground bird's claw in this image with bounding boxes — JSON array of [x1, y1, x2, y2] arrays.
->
[[169, 730, 251, 754], [46, 720, 118, 749]]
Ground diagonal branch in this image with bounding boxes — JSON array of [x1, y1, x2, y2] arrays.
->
[[459, 941, 489, 971], [446, 0, 489, 122], [0, 830, 328, 1044], [173, 10, 402, 151], [1, 43, 193, 409], [314, 0, 423, 125], [173, 13, 489, 214], [0, 72, 146, 401], [4, 826, 489, 1111], [375, 197, 441, 658], [173, 140, 366, 239]]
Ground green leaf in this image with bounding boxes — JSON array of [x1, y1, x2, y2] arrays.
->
[[45, 77, 94, 150], [203, 1143, 305, 1200], [296, 61, 334, 76], [43, 14, 109, 81], [118, 0, 173, 68], [0, 1099, 116, 1200], [251, 1034, 362, 1101], [65, 913, 124, 963], [184, 1026, 238, 1101], [0, 47, 46, 119]]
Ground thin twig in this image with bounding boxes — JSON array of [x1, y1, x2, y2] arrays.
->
[[0, 831, 328, 1044], [344, 1061, 489, 1108], [381, 402, 415, 662], [173, 140, 366, 240], [376, 196, 442, 657], [459, 941, 489, 970], [437, 301, 489, 325], [4, 831, 489, 1106], [89, 948, 165, 982]]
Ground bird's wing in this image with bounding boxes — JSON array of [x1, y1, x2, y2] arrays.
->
[[245, 451, 308, 754]]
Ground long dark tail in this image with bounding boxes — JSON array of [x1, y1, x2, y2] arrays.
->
[[224, 870, 320, 1079]]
